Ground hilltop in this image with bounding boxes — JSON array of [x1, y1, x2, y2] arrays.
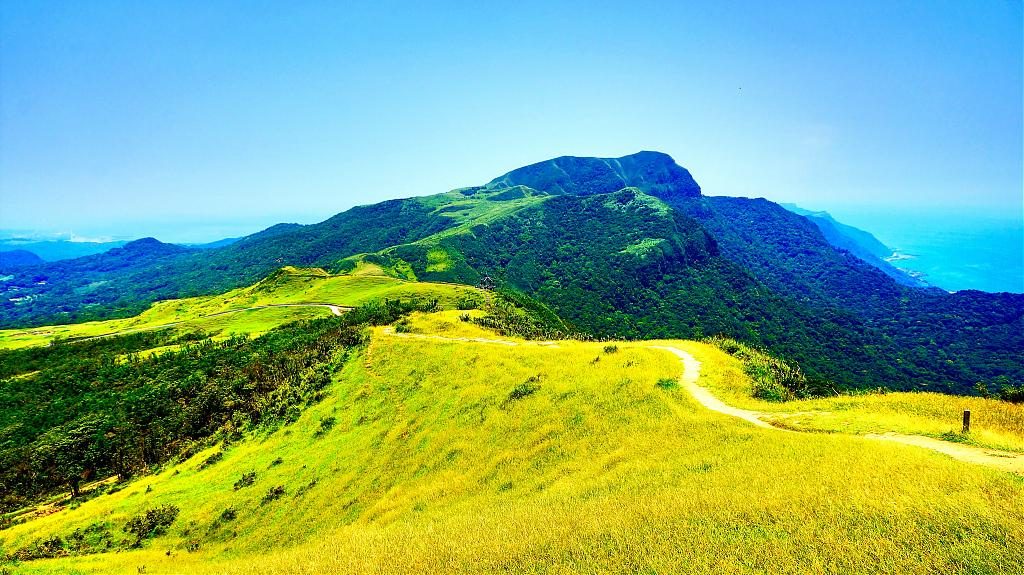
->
[[0, 250, 43, 269]]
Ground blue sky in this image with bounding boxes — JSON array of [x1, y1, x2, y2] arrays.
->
[[1, 1, 1021, 241]]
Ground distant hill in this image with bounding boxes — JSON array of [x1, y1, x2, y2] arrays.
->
[[0, 238, 126, 261], [780, 203, 927, 287], [0, 250, 44, 269], [185, 236, 241, 250], [0, 152, 1019, 394]]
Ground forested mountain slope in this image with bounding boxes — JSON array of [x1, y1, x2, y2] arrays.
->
[[780, 203, 925, 287], [387, 189, 1020, 393], [1, 152, 1020, 394]]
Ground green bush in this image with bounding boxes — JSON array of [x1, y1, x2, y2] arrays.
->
[[656, 378, 678, 390], [314, 416, 337, 438], [10, 535, 68, 561], [261, 485, 286, 504], [504, 376, 542, 407], [233, 471, 257, 490], [124, 505, 179, 546], [704, 336, 809, 401], [197, 450, 224, 470]]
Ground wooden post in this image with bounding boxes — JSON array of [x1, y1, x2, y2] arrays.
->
[[962, 410, 971, 434]]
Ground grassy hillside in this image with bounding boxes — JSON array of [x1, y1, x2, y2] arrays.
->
[[0, 266, 483, 350], [4, 316, 1022, 574], [685, 340, 1024, 453]]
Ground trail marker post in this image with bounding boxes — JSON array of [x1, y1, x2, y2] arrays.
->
[[963, 410, 971, 434]]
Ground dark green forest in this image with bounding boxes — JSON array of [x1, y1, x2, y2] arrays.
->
[[406, 189, 1022, 394]]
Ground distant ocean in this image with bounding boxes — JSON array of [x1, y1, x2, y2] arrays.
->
[[824, 206, 1024, 294]]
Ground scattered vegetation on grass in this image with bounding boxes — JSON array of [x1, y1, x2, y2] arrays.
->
[[655, 377, 677, 390], [124, 505, 179, 546], [469, 291, 583, 340], [314, 416, 337, 438], [704, 335, 817, 401], [503, 376, 542, 408], [261, 485, 286, 505], [197, 451, 224, 471], [232, 472, 256, 491]]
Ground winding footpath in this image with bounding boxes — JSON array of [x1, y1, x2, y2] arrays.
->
[[382, 329, 1024, 474]]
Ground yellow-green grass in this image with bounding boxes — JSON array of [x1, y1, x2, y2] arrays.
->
[[5, 325, 1023, 574], [0, 268, 484, 350], [422, 187, 550, 240], [400, 309, 503, 339], [680, 341, 1024, 454]]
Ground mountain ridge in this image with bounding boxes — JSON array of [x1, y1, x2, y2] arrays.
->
[[0, 151, 1020, 394]]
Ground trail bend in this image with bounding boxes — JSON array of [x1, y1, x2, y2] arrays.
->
[[379, 329, 1024, 474]]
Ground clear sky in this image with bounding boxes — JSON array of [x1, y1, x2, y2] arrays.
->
[[2, 1, 1021, 242]]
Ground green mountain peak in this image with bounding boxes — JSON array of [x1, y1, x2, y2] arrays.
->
[[484, 151, 702, 199]]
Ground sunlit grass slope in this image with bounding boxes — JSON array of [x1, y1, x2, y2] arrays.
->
[[5, 322, 1023, 574], [679, 342, 1024, 453], [0, 267, 483, 349]]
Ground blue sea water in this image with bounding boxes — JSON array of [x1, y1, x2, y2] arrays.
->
[[824, 206, 1024, 294]]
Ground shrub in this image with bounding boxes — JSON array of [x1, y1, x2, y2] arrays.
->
[[469, 291, 585, 340], [269, 457, 283, 468], [704, 336, 811, 401], [261, 485, 286, 504], [220, 507, 237, 522], [998, 384, 1024, 403], [11, 535, 68, 560], [314, 416, 337, 438], [603, 345, 619, 354], [197, 450, 224, 471], [504, 376, 541, 408], [456, 296, 479, 311], [124, 505, 179, 545], [233, 471, 257, 490], [656, 377, 677, 390], [294, 478, 319, 497], [752, 378, 792, 402]]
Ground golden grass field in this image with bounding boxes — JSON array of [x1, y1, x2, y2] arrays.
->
[[3, 310, 1023, 574], [680, 342, 1024, 454]]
